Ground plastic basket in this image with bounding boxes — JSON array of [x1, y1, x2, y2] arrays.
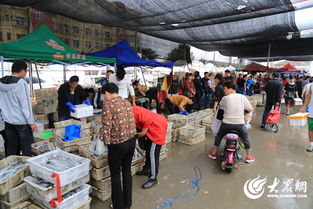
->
[[27, 150, 90, 187], [24, 175, 89, 202], [31, 184, 90, 209]]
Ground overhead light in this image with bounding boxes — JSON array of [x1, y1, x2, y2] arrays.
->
[[171, 23, 179, 27], [286, 32, 293, 40], [159, 22, 166, 25]]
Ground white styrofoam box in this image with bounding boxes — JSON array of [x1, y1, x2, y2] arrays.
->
[[289, 112, 308, 126], [281, 98, 285, 104], [24, 175, 89, 202], [31, 184, 90, 209], [71, 104, 93, 118], [294, 98, 303, 106], [27, 150, 90, 187]]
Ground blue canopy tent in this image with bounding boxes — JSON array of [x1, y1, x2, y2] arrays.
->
[[88, 40, 173, 68]]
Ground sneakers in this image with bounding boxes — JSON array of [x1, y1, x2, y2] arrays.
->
[[141, 178, 158, 189], [306, 145, 313, 152], [136, 169, 150, 176], [208, 152, 217, 160], [245, 156, 255, 163]]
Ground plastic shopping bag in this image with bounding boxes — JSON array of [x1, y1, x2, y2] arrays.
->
[[211, 112, 222, 134], [94, 138, 107, 156]]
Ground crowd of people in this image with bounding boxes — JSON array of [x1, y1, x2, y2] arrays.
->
[[1, 61, 313, 209]]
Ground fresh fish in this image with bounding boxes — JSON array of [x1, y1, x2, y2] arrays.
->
[[62, 186, 83, 199], [0, 162, 27, 183], [27, 176, 54, 189], [34, 142, 57, 153], [39, 155, 81, 172]]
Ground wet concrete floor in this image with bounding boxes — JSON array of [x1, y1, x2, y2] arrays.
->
[[91, 107, 312, 209]]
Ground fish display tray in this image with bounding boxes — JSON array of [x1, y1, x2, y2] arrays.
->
[[54, 119, 91, 130], [91, 186, 111, 202], [0, 194, 31, 209], [178, 125, 206, 146], [24, 175, 89, 202], [30, 184, 90, 209], [90, 177, 111, 191], [27, 150, 90, 187], [11, 201, 42, 209], [91, 166, 110, 181], [0, 156, 30, 196], [31, 141, 58, 156], [78, 146, 108, 169], [0, 183, 28, 203]]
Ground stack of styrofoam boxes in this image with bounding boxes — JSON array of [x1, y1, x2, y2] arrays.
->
[[0, 156, 30, 209], [33, 88, 59, 130], [25, 150, 91, 209], [53, 119, 92, 154], [70, 104, 94, 119], [289, 112, 308, 126], [87, 147, 144, 202], [178, 125, 206, 145]]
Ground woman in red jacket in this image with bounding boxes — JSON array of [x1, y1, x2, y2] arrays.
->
[[132, 106, 168, 189]]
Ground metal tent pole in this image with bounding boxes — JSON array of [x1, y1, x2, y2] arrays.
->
[[0, 56, 4, 77], [266, 43, 271, 68], [34, 63, 42, 89], [29, 63, 34, 97], [63, 64, 66, 83]]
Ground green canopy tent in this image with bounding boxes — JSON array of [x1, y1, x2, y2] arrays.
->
[[0, 24, 115, 64], [0, 24, 116, 91]]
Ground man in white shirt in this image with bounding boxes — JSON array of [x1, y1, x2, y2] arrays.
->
[[109, 66, 136, 106], [208, 81, 255, 163]]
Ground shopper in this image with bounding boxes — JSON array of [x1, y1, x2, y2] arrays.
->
[[208, 81, 255, 163], [283, 76, 298, 115], [183, 73, 195, 99], [58, 75, 87, 121], [202, 72, 215, 109], [213, 73, 225, 113], [193, 71, 203, 110], [164, 95, 193, 114], [94, 70, 114, 109], [0, 60, 38, 156], [109, 66, 136, 106], [100, 83, 136, 209], [132, 106, 167, 189], [261, 72, 283, 129]]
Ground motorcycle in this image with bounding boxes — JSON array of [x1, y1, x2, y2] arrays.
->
[[220, 130, 242, 173]]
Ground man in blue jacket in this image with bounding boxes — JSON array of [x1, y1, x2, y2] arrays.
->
[[0, 61, 38, 156]]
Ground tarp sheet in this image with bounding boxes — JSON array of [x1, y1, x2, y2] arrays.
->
[[88, 40, 173, 68], [3, 0, 313, 60], [0, 24, 116, 64]]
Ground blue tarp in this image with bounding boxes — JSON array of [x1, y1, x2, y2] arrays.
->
[[88, 40, 173, 68]]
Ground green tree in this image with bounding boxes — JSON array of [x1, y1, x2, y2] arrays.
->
[[167, 44, 192, 63], [141, 48, 158, 60]]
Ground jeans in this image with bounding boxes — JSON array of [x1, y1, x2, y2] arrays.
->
[[195, 91, 203, 110], [164, 98, 179, 114], [141, 136, 162, 180], [108, 138, 136, 209], [4, 123, 34, 157], [214, 122, 251, 150], [262, 103, 275, 125], [204, 93, 212, 109]]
